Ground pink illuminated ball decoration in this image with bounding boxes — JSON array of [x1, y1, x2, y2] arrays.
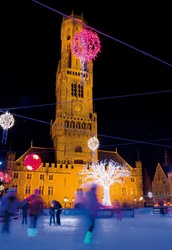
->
[[0, 171, 12, 183], [71, 28, 101, 62], [0, 171, 4, 181], [3, 172, 12, 183], [24, 154, 42, 171]]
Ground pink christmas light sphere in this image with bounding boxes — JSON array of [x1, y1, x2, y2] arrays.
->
[[3, 172, 12, 183], [0, 171, 12, 183], [24, 154, 42, 171], [71, 28, 101, 62], [0, 171, 4, 181]]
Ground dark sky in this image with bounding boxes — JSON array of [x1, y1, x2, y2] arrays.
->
[[0, 0, 172, 179]]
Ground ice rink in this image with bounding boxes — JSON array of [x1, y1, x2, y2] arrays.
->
[[1, 209, 172, 250]]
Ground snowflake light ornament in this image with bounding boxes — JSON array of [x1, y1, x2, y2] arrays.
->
[[0, 111, 15, 144], [88, 136, 99, 151], [88, 136, 99, 165], [148, 191, 153, 198]]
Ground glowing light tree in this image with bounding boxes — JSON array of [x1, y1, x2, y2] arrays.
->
[[79, 159, 131, 206], [0, 111, 15, 144], [71, 28, 101, 84]]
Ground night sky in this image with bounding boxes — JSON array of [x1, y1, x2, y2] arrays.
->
[[0, 0, 172, 179]]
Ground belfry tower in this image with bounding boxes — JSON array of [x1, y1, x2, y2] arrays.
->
[[51, 13, 98, 166]]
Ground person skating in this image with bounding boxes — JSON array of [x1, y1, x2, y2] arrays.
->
[[27, 189, 44, 237], [49, 202, 55, 225], [83, 183, 100, 244], [1, 188, 20, 233], [52, 200, 62, 225]]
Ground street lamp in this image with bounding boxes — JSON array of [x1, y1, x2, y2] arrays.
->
[[64, 196, 68, 208], [139, 196, 143, 207]]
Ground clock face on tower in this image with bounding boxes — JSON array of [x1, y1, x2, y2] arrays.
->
[[74, 105, 82, 112]]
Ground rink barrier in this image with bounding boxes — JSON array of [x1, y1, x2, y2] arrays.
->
[[62, 208, 134, 218]]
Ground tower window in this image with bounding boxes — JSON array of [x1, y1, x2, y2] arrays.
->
[[75, 146, 82, 152], [71, 82, 83, 98], [71, 83, 76, 96]]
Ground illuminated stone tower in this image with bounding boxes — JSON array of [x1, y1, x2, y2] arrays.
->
[[5, 13, 144, 208], [51, 13, 98, 165]]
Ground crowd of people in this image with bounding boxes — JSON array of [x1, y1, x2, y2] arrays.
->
[[0, 188, 45, 236], [0, 187, 64, 237], [0, 184, 122, 244]]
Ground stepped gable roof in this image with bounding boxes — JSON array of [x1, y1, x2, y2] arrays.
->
[[98, 149, 133, 170], [16, 146, 55, 163], [153, 163, 168, 182]]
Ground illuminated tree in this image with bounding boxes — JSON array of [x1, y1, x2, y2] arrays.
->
[[79, 160, 130, 206]]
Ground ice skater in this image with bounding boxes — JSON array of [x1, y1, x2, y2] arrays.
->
[[49, 202, 55, 225], [27, 189, 44, 236], [52, 200, 62, 225], [1, 188, 20, 233], [83, 183, 100, 244]]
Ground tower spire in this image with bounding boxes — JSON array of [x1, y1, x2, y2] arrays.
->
[[164, 149, 170, 167]]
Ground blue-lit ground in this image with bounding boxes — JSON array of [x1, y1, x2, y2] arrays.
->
[[1, 210, 172, 250]]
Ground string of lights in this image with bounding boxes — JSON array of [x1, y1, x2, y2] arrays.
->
[[0, 1, 171, 159], [0, 90, 172, 151], [32, 0, 172, 68]]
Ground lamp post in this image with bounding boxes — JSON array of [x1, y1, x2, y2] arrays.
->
[[64, 196, 68, 208], [139, 196, 143, 207]]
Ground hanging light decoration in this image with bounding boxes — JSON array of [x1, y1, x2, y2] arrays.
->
[[3, 171, 12, 183], [88, 136, 99, 165], [71, 28, 101, 83], [0, 171, 4, 181], [71, 28, 101, 62], [0, 171, 12, 183], [24, 154, 42, 171], [0, 111, 15, 144], [88, 136, 99, 152]]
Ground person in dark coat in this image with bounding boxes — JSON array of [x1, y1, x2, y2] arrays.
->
[[158, 199, 165, 215], [20, 198, 29, 225], [1, 188, 20, 233], [52, 200, 62, 225], [49, 202, 55, 225]]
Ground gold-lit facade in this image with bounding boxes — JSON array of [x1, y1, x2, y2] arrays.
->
[[4, 14, 143, 208]]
